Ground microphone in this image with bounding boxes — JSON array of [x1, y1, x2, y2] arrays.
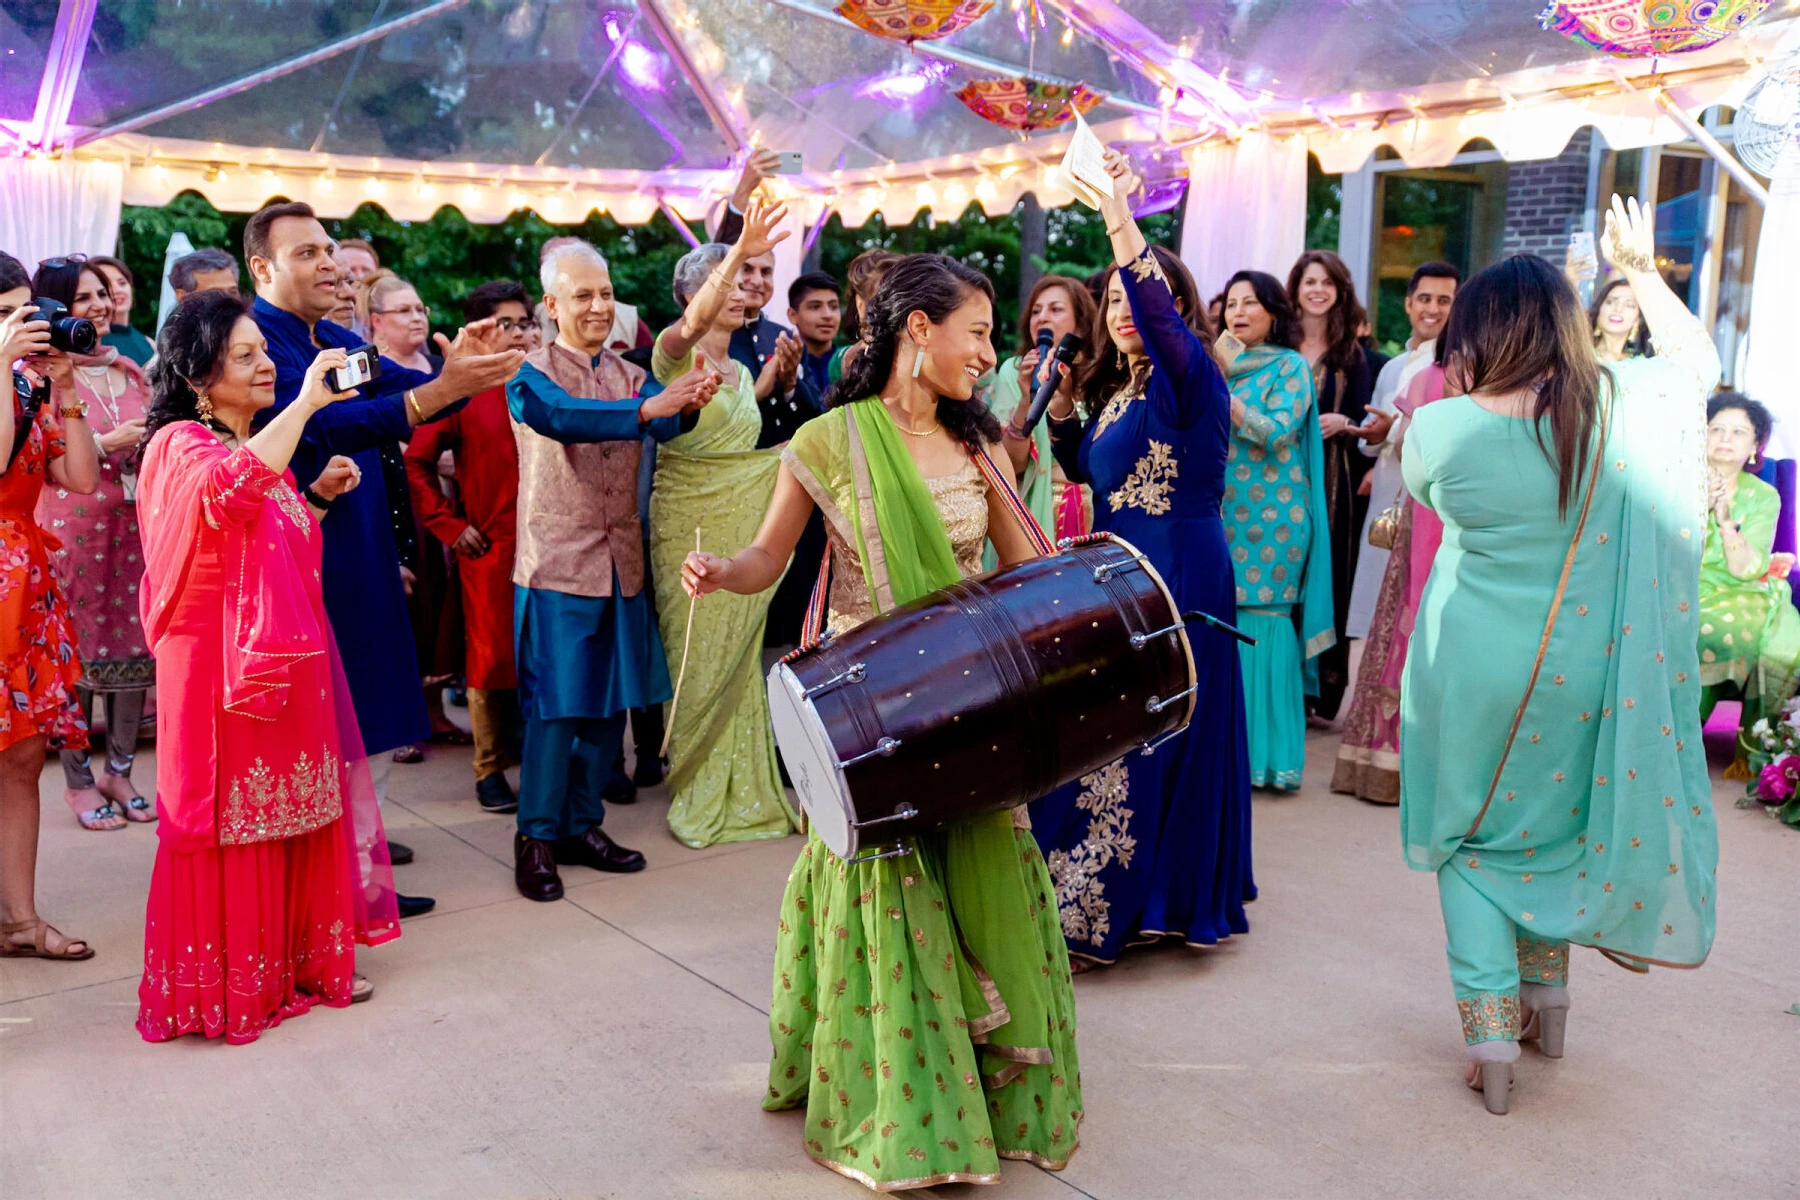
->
[[1021, 332, 1081, 436], [1034, 326, 1054, 366]]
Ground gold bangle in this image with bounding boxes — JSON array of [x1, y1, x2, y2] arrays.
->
[[707, 268, 734, 291], [405, 388, 425, 423], [1105, 222, 1126, 236]]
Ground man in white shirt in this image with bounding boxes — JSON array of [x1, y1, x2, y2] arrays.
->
[[1346, 261, 1458, 638]]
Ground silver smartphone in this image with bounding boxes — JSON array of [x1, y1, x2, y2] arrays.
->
[[772, 151, 804, 175]]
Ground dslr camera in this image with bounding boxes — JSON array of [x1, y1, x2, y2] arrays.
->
[[30, 297, 97, 355]]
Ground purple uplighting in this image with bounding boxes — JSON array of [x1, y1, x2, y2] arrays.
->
[[619, 41, 665, 91]]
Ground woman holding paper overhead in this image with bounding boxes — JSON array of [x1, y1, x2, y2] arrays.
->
[[1033, 148, 1255, 967]]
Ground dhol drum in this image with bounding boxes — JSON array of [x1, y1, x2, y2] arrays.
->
[[767, 533, 1197, 861]]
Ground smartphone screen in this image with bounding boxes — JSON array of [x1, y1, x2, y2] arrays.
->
[[328, 345, 381, 393]]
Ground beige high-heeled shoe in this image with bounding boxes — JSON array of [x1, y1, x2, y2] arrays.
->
[[1465, 1060, 1514, 1114], [1520, 983, 1570, 1058]]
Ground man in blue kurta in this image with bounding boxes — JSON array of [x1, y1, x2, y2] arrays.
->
[[506, 240, 716, 903], [244, 202, 524, 916]]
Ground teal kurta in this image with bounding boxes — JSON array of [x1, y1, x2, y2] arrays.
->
[[1400, 329, 1722, 1018], [1223, 343, 1335, 790]]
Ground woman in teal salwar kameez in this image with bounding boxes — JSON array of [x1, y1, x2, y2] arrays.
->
[[681, 254, 1081, 1191], [1220, 271, 1335, 791], [1400, 198, 1721, 1114]]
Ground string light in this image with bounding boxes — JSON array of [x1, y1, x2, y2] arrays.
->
[[1060, 24, 1073, 46]]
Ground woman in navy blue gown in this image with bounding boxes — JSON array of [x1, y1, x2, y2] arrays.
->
[[1030, 150, 1255, 967]]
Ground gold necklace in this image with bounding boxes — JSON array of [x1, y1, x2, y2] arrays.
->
[[883, 400, 940, 437]]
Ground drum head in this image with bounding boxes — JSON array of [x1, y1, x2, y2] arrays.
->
[[766, 662, 856, 859]]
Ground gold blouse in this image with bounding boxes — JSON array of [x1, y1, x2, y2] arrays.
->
[[824, 460, 988, 637]]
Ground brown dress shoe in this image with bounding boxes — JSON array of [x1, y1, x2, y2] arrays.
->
[[514, 833, 564, 901], [553, 826, 646, 873]]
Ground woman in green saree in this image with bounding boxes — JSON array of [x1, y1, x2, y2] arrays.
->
[[1400, 198, 1721, 1115], [1695, 392, 1800, 775], [682, 254, 1082, 1191], [648, 233, 799, 848]]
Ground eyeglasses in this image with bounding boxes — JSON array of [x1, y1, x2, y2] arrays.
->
[[373, 304, 430, 319], [493, 316, 534, 331]]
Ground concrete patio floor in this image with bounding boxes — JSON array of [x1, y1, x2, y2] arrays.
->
[[2, 722, 1794, 1199]]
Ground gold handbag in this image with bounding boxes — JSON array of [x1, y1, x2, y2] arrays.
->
[[1368, 499, 1403, 551]]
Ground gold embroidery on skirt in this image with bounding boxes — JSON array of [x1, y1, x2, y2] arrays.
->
[[1107, 439, 1178, 516], [219, 749, 344, 844], [1044, 761, 1135, 947]]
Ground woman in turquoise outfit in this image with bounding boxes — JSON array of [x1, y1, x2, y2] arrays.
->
[[681, 254, 1081, 1191], [1400, 197, 1721, 1114], [1219, 270, 1334, 790]]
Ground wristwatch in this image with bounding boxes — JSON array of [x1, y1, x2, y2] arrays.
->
[[302, 484, 335, 509], [59, 399, 88, 420]]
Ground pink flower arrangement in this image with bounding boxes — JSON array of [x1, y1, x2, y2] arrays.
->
[[1757, 755, 1798, 803]]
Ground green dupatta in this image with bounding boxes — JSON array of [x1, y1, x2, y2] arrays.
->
[[1227, 343, 1337, 693], [783, 397, 1057, 1070]]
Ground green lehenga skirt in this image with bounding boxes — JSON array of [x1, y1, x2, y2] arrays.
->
[[766, 811, 1083, 1191]]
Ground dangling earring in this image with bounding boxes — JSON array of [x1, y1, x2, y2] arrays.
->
[[911, 346, 925, 379], [195, 390, 214, 420]]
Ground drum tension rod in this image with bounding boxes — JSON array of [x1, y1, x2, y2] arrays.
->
[[803, 661, 867, 700], [848, 842, 914, 865], [1145, 684, 1200, 714], [841, 735, 903, 767], [853, 802, 918, 829], [1092, 554, 1150, 583], [1140, 727, 1186, 755], [1129, 621, 1186, 649]]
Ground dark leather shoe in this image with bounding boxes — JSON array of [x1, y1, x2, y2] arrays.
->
[[514, 833, 564, 902], [554, 826, 646, 873], [604, 772, 638, 805], [396, 893, 435, 918], [631, 756, 664, 788], [476, 773, 518, 813], [387, 840, 415, 865]]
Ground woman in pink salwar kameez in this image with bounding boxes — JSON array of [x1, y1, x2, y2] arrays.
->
[[1332, 362, 1448, 803], [134, 291, 399, 1045]]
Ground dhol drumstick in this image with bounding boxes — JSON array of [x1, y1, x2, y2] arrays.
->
[[661, 527, 701, 760]]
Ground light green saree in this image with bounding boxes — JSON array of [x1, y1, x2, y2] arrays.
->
[[648, 341, 797, 848], [768, 398, 1082, 1190]]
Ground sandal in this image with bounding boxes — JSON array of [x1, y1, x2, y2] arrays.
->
[[351, 974, 375, 1003], [391, 745, 424, 764], [64, 787, 125, 831], [96, 773, 156, 823], [1464, 1060, 1514, 1115], [0, 917, 94, 961]]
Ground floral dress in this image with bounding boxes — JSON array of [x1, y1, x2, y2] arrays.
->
[[0, 406, 87, 753]]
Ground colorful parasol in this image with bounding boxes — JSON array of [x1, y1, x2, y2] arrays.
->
[[954, 77, 1103, 131], [1537, 0, 1772, 57], [834, 0, 995, 44]]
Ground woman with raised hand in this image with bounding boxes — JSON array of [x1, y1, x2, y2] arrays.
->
[[647, 205, 800, 849], [134, 289, 400, 1044], [682, 252, 1081, 1191], [1033, 148, 1254, 968], [1400, 197, 1721, 1113]]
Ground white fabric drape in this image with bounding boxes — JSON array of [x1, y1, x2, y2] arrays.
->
[[1745, 137, 1799, 458], [1180, 131, 1308, 302], [0, 158, 124, 272]]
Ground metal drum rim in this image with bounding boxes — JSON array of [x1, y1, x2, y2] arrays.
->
[[767, 660, 857, 857], [1097, 532, 1198, 732]]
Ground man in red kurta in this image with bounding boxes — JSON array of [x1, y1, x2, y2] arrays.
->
[[404, 281, 531, 812]]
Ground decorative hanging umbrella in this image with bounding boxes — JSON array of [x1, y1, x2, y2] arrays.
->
[[835, 0, 995, 44], [954, 77, 1103, 131], [1537, 0, 1771, 58]]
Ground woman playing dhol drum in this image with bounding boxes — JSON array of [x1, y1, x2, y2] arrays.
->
[[682, 253, 1082, 1192]]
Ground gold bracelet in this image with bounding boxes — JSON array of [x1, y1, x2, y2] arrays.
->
[[1105, 222, 1126, 236], [60, 400, 88, 420], [405, 388, 425, 423], [707, 268, 734, 291]]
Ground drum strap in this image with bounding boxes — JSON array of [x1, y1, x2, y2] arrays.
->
[[973, 447, 1056, 556], [791, 548, 833, 658]]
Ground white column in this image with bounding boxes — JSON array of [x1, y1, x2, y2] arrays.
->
[[1744, 140, 1800, 456], [1337, 159, 1376, 305]]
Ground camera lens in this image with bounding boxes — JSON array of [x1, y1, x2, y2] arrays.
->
[[30, 298, 98, 355]]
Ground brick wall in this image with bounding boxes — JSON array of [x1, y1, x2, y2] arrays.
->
[[1501, 127, 1592, 259]]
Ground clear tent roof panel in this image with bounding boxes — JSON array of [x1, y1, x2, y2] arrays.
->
[[124, 0, 734, 170], [29, 0, 1788, 176]]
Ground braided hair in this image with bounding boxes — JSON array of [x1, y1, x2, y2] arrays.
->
[[141, 290, 251, 451], [824, 253, 1002, 454]]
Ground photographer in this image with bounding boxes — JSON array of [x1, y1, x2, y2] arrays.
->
[[0, 250, 102, 960], [32, 255, 157, 829], [243, 202, 522, 912]]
